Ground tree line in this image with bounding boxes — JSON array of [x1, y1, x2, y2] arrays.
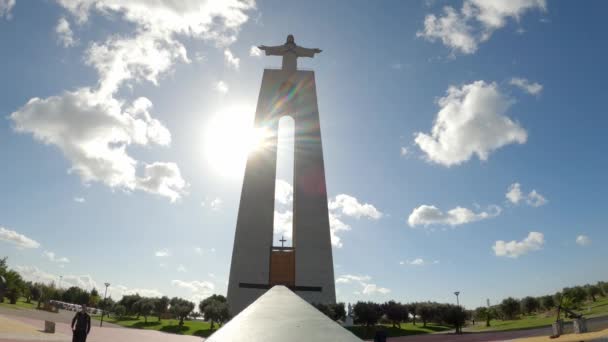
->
[[0, 257, 229, 329], [474, 282, 608, 327], [314, 301, 467, 333]]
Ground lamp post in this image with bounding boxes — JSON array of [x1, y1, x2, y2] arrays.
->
[[100, 283, 110, 327], [454, 291, 460, 306]]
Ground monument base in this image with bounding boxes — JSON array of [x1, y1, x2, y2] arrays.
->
[[342, 316, 354, 327], [208, 286, 361, 342]]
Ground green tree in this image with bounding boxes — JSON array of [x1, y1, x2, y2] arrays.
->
[[331, 303, 347, 321], [199, 295, 230, 330], [562, 287, 586, 307], [521, 296, 540, 315], [381, 301, 407, 328], [438, 304, 466, 334], [586, 285, 601, 302], [353, 302, 382, 327], [500, 297, 520, 320], [407, 303, 418, 325], [540, 295, 555, 311], [154, 296, 170, 322], [99, 297, 115, 318], [170, 297, 195, 327], [4, 270, 24, 304], [474, 307, 492, 327], [418, 303, 436, 327], [202, 300, 230, 330], [113, 304, 126, 318], [136, 298, 155, 323], [88, 288, 100, 307], [119, 294, 142, 316]]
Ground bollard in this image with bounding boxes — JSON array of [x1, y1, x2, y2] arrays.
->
[[573, 318, 588, 334], [44, 320, 55, 333], [551, 319, 563, 337]]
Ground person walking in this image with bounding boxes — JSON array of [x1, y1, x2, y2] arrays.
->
[[71, 304, 91, 342]]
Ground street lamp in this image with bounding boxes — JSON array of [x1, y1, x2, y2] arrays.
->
[[454, 291, 460, 306], [100, 282, 110, 327]]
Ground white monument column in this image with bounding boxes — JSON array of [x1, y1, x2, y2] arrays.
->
[[227, 35, 335, 315]]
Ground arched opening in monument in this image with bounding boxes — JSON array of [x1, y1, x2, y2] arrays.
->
[[273, 115, 295, 247]]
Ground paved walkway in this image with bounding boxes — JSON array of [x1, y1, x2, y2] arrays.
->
[[0, 314, 203, 342]]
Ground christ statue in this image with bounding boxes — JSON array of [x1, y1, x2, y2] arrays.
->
[[258, 35, 322, 72]]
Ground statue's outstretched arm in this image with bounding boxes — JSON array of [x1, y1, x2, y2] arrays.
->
[[295, 46, 322, 58], [258, 45, 285, 56]]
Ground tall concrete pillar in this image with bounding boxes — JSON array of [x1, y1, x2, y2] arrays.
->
[[227, 68, 335, 315]]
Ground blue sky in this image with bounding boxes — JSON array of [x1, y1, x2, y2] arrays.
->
[[1, 0, 607, 309]]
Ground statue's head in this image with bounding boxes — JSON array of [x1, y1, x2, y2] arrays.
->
[[286, 34, 295, 44]]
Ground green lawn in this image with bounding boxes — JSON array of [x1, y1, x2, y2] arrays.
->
[[0, 297, 39, 310], [470, 296, 608, 332], [91, 315, 219, 337], [346, 323, 451, 340]]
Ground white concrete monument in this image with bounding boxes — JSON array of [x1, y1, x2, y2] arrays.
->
[[227, 35, 336, 315], [208, 286, 361, 342]]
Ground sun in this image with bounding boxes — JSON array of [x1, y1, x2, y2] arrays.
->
[[204, 105, 270, 178]]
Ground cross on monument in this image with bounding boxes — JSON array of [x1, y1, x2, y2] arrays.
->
[[258, 34, 322, 72], [279, 235, 287, 248]]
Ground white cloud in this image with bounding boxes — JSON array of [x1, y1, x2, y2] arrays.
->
[[509, 77, 543, 95], [272, 182, 381, 248], [362, 284, 391, 295], [210, 198, 222, 211], [526, 190, 547, 207], [329, 194, 382, 220], [336, 274, 371, 284], [155, 248, 170, 257], [215, 81, 229, 94], [249, 45, 262, 57], [417, 0, 546, 55], [400, 147, 408, 157], [171, 279, 215, 303], [171, 279, 214, 292], [55, 17, 76, 47], [73, 197, 85, 203], [408, 204, 500, 227], [109, 285, 162, 299], [177, 264, 187, 272], [194, 247, 203, 255], [224, 49, 240, 70], [14, 265, 58, 284], [11, 90, 186, 202], [328, 212, 350, 248], [400, 258, 441, 266], [0, 226, 40, 249], [415, 81, 527, 166], [336, 274, 390, 296], [202, 197, 223, 211], [408, 258, 424, 265], [493, 231, 544, 258], [275, 179, 293, 205], [576, 235, 591, 246], [0, 0, 15, 19], [43, 251, 70, 264], [16, 265, 161, 298], [505, 183, 547, 207], [273, 210, 293, 240], [391, 62, 404, 70], [417, 6, 477, 54], [12, 0, 255, 202], [137, 162, 186, 202], [506, 183, 523, 204]]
